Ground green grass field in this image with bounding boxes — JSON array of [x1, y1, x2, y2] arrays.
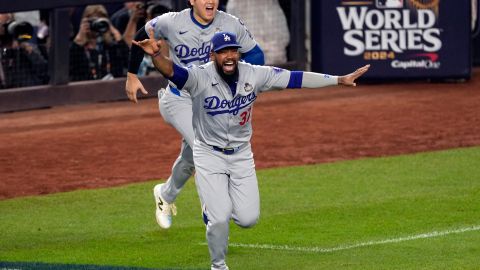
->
[[1, 147, 480, 270]]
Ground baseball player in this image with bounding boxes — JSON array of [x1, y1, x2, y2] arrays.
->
[[134, 30, 370, 270], [125, 0, 265, 229]]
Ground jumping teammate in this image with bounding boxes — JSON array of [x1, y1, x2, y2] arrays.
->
[[134, 30, 370, 270], [125, 0, 265, 229]]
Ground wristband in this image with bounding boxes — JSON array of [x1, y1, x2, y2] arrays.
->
[[152, 50, 162, 58]]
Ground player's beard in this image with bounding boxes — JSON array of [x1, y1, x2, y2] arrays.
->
[[215, 58, 238, 76], [215, 60, 239, 83]]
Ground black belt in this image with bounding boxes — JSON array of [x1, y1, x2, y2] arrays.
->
[[212, 145, 239, 155]]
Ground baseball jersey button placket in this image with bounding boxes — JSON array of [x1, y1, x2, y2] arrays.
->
[[226, 114, 236, 146]]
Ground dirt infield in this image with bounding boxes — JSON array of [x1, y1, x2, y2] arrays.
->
[[1, 70, 479, 200]]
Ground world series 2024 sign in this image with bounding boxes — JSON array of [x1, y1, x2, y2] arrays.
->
[[311, 0, 471, 79]]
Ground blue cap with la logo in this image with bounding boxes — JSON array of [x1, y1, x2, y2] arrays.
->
[[211, 31, 242, 52]]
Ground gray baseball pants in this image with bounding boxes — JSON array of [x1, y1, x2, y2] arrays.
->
[[158, 87, 195, 203], [193, 140, 260, 270]]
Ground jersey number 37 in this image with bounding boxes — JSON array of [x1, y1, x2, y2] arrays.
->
[[239, 107, 252, 126]]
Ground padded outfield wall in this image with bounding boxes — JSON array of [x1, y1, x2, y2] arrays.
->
[[311, 0, 479, 80]]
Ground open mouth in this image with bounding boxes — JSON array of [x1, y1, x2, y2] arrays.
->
[[206, 5, 215, 15], [223, 61, 236, 73]]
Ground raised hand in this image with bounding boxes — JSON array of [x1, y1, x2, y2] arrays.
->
[[339, 64, 370, 87], [132, 28, 164, 56]]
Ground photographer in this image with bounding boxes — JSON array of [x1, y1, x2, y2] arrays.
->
[[119, 2, 147, 47], [70, 5, 129, 81], [121, 1, 172, 76], [113, 1, 172, 47], [111, 2, 146, 35], [0, 13, 48, 89]]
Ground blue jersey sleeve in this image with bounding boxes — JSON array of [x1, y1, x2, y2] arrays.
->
[[241, 45, 265, 65], [286, 71, 303, 89], [167, 63, 189, 90]]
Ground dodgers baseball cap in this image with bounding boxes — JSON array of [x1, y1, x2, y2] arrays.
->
[[211, 32, 242, 52]]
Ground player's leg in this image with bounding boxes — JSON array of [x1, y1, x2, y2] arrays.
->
[[158, 140, 194, 203], [158, 87, 195, 147], [194, 142, 232, 270], [228, 144, 260, 228], [158, 88, 196, 202], [159, 88, 195, 199], [153, 87, 196, 229]]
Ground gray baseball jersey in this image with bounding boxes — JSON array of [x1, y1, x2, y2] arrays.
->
[[145, 9, 258, 97], [176, 61, 291, 269], [181, 61, 291, 148]]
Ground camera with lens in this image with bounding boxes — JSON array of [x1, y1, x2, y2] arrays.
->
[[5, 21, 34, 43], [89, 17, 110, 34]]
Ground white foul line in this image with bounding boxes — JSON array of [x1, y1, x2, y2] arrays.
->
[[226, 225, 480, 253]]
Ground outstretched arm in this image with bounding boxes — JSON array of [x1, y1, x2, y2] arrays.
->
[[304, 65, 370, 88], [284, 65, 370, 90]]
